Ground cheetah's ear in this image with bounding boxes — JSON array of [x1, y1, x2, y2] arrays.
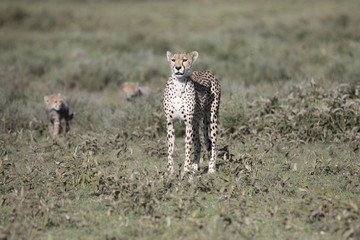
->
[[44, 96, 49, 104], [166, 51, 172, 62], [190, 51, 198, 63]]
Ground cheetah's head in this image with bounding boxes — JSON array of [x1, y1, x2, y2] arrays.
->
[[166, 51, 198, 80], [44, 93, 62, 111]]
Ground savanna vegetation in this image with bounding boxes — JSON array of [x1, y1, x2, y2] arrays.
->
[[0, 0, 360, 239]]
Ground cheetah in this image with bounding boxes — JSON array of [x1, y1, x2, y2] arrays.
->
[[123, 82, 151, 101], [123, 82, 142, 100], [44, 93, 74, 137], [163, 51, 221, 174]]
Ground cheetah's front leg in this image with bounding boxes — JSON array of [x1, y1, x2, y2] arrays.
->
[[192, 120, 201, 172], [166, 120, 175, 174], [184, 122, 193, 173], [50, 116, 60, 137], [54, 119, 60, 137]]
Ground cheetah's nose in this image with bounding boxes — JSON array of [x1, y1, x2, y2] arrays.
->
[[175, 66, 181, 70]]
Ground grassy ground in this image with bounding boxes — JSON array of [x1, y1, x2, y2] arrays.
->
[[1, 0, 360, 239]]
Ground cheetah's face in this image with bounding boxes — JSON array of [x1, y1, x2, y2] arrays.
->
[[166, 51, 198, 79], [44, 94, 62, 111]]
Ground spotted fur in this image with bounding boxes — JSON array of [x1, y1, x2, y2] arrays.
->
[[163, 51, 221, 174], [44, 93, 74, 137]]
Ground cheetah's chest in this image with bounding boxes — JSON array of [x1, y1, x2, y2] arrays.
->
[[168, 79, 192, 122], [172, 97, 183, 122]]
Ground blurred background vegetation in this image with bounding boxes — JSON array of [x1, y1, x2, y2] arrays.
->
[[0, 0, 359, 134]]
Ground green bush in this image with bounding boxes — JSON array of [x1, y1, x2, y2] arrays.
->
[[224, 81, 360, 141]]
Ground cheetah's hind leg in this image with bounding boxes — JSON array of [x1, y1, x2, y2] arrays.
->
[[203, 112, 212, 151], [208, 105, 220, 174]]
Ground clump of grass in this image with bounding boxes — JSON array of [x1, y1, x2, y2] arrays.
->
[[58, 56, 123, 91], [220, 95, 247, 136], [0, 6, 74, 31], [113, 92, 165, 138], [3, 127, 358, 239], [55, 50, 165, 92], [0, 6, 28, 26], [223, 81, 360, 142]]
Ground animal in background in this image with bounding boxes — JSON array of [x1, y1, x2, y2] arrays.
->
[[122, 82, 150, 101], [44, 93, 74, 137]]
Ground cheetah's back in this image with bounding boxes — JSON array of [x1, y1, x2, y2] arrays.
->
[[191, 71, 221, 111]]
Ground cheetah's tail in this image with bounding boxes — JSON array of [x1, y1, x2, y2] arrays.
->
[[67, 112, 75, 121]]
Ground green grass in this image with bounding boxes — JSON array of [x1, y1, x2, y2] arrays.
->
[[1, 0, 360, 239]]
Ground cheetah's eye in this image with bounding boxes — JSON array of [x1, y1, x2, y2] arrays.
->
[[171, 59, 175, 62], [183, 59, 188, 62]]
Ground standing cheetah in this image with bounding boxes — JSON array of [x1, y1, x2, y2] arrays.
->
[[44, 93, 74, 137], [163, 51, 221, 174]]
